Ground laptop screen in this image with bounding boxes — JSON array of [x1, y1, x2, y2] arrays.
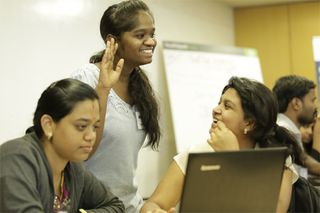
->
[[179, 147, 287, 212]]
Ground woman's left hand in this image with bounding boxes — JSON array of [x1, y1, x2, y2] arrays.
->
[[207, 121, 239, 151]]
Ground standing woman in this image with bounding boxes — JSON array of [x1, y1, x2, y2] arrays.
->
[[71, 0, 160, 212]]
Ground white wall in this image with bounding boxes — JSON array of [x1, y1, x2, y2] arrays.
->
[[0, 0, 234, 197]]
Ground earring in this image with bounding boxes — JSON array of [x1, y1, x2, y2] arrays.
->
[[47, 133, 52, 141], [244, 128, 248, 135]]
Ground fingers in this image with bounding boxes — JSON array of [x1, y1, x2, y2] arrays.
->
[[113, 42, 118, 55], [168, 207, 176, 213], [216, 120, 226, 130], [116, 59, 124, 73], [101, 38, 123, 72], [101, 40, 111, 70]]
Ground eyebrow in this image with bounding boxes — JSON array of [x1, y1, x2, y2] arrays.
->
[[132, 27, 155, 33], [75, 118, 100, 123]]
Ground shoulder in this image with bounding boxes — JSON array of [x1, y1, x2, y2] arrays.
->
[[285, 156, 299, 184], [1, 134, 40, 158], [0, 134, 45, 174], [174, 143, 214, 175], [70, 63, 100, 87]]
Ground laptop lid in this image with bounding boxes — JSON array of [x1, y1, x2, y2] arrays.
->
[[179, 147, 287, 213]]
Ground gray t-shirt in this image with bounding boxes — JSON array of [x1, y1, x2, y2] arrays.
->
[[72, 64, 146, 213]]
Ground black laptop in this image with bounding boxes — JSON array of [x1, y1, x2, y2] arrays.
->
[[179, 147, 288, 212]]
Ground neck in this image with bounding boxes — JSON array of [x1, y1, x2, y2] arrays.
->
[[43, 140, 67, 178], [238, 137, 255, 149], [283, 111, 300, 128], [43, 140, 66, 197]]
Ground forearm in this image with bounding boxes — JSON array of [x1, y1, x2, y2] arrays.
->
[[140, 201, 164, 213], [312, 116, 320, 153], [276, 169, 292, 213], [86, 197, 124, 213], [304, 155, 320, 175], [141, 162, 183, 212], [83, 171, 125, 213], [89, 86, 110, 157]]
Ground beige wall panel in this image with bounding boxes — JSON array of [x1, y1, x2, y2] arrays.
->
[[289, 2, 320, 82], [235, 5, 291, 88]]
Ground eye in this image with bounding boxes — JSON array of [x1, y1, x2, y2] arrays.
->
[[150, 32, 155, 38], [224, 103, 231, 109], [76, 124, 87, 131], [135, 34, 144, 39], [93, 124, 100, 131]]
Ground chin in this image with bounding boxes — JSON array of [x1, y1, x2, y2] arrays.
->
[[72, 155, 90, 162], [140, 60, 152, 65]]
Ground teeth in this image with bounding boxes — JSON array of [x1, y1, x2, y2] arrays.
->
[[142, 49, 152, 53], [213, 118, 218, 123]]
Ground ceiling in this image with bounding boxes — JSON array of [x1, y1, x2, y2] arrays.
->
[[218, 0, 315, 8]]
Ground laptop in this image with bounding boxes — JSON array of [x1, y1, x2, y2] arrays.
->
[[179, 147, 288, 213]]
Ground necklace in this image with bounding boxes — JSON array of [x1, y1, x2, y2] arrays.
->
[[59, 171, 65, 199], [53, 171, 65, 211]]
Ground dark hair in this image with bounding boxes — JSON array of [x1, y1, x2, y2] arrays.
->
[[30, 78, 99, 139], [222, 77, 303, 162], [90, 0, 153, 63], [129, 68, 160, 149], [89, 0, 160, 149], [272, 75, 316, 113]]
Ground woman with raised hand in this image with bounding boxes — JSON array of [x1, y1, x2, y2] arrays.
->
[[141, 77, 300, 213], [71, 0, 160, 212], [0, 78, 124, 213]]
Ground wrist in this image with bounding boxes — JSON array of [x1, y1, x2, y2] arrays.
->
[[96, 82, 111, 93]]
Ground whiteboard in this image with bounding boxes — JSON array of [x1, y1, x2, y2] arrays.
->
[[162, 41, 263, 153]]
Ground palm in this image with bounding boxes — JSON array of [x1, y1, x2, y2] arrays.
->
[[99, 38, 124, 89]]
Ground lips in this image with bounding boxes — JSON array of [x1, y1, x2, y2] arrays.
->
[[211, 118, 219, 129], [140, 48, 154, 56], [80, 146, 93, 153]]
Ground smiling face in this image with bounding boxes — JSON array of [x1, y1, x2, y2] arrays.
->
[[211, 88, 250, 143], [116, 10, 156, 68], [44, 99, 100, 163]]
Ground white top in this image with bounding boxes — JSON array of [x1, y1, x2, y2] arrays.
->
[[277, 113, 308, 178], [71, 64, 146, 213], [174, 142, 299, 184], [277, 113, 303, 150]]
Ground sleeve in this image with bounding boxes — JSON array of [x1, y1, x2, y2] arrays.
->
[[79, 170, 125, 213], [0, 144, 45, 213], [71, 64, 100, 88], [173, 151, 189, 175], [285, 155, 299, 184], [173, 143, 214, 175]]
